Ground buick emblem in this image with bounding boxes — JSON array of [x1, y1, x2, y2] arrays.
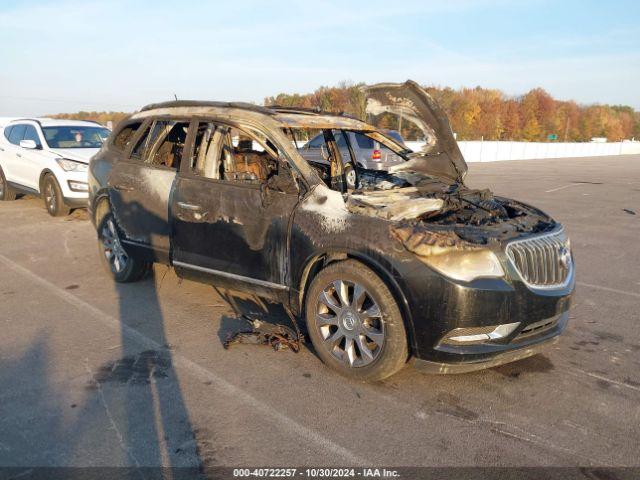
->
[[342, 312, 357, 331], [559, 246, 572, 269]]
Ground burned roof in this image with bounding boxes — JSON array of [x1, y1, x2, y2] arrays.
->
[[137, 100, 374, 130], [274, 113, 375, 131]]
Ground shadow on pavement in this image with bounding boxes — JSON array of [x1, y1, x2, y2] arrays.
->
[[102, 268, 205, 475]]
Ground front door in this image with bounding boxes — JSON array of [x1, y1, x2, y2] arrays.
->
[[108, 118, 190, 262], [171, 120, 301, 298]]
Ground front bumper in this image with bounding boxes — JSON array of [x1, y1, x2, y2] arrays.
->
[[412, 311, 567, 374], [57, 169, 89, 200], [399, 255, 574, 367], [63, 196, 89, 209]]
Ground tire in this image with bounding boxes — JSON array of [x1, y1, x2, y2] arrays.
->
[[42, 174, 70, 217], [305, 259, 409, 381], [96, 210, 152, 283], [344, 163, 357, 189], [0, 167, 16, 201]]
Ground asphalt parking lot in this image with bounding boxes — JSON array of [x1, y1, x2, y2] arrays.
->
[[0, 154, 639, 470]]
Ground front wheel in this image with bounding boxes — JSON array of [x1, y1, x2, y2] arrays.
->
[[97, 211, 151, 283], [42, 174, 70, 217], [305, 260, 409, 381]]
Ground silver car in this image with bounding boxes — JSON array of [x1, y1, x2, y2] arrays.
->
[[298, 129, 405, 188]]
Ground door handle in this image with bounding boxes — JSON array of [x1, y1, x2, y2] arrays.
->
[[16, 153, 21, 158], [0, 147, 4, 151], [177, 201, 202, 211], [113, 184, 134, 192]]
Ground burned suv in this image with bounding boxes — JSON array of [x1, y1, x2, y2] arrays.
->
[[89, 81, 574, 381]]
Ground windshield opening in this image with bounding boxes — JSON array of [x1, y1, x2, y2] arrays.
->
[[42, 126, 111, 149], [286, 126, 421, 193]]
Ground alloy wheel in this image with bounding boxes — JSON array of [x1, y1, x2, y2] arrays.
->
[[315, 280, 385, 367], [45, 180, 56, 213], [101, 218, 128, 273], [345, 168, 357, 188]]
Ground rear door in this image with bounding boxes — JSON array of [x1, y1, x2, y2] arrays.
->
[[3, 124, 26, 184], [18, 124, 45, 190], [171, 120, 301, 299], [299, 133, 328, 166], [0, 126, 16, 178], [108, 118, 191, 263], [350, 132, 403, 166]]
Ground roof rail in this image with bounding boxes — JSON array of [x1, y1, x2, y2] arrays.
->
[[268, 106, 323, 115], [138, 100, 364, 123], [8, 118, 42, 127], [140, 100, 275, 115], [8, 118, 104, 127], [268, 105, 361, 121]]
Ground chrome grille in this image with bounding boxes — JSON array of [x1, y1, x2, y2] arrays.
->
[[506, 229, 572, 289]]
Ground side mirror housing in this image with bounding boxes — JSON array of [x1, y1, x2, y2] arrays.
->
[[20, 139, 39, 150]]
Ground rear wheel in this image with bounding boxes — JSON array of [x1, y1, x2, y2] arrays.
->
[[42, 174, 69, 216], [0, 167, 16, 201], [97, 210, 151, 283], [344, 163, 357, 189], [305, 260, 409, 381]]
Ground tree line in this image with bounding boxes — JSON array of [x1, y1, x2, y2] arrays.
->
[[48, 83, 640, 142], [265, 83, 639, 142], [48, 111, 130, 128]]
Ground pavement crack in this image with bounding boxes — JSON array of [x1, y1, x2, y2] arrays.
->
[[566, 367, 640, 393], [415, 403, 606, 465]]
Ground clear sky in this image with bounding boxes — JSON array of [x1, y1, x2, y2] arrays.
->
[[0, 0, 638, 116]]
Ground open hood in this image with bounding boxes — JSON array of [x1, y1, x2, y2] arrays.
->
[[363, 80, 468, 183]]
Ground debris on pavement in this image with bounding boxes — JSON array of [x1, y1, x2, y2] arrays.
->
[[223, 317, 304, 353]]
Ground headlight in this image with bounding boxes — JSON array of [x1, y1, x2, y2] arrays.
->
[[422, 249, 505, 283], [56, 158, 88, 172]]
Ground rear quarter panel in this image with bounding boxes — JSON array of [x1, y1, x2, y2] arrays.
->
[[88, 148, 118, 222]]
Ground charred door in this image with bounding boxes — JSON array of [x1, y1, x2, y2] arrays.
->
[[108, 119, 190, 262], [171, 121, 300, 298]]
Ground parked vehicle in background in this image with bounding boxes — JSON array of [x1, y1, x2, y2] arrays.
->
[[298, 129, 405, 188], [0, 118, 110, 216]]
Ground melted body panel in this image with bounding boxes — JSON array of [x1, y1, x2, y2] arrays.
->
[[171, 175, 298, 290], [108, 160, 175, 262]]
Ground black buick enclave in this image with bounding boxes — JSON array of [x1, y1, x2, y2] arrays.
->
[[89, 80, 574, 381]]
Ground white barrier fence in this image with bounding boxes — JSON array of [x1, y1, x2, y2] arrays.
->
[[404, 140, 640, 162]]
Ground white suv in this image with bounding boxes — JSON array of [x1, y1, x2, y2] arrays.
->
[[0, 118, 110, 216]]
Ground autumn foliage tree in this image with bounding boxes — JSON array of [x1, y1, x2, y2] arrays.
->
[[265, 83, 639, 142], [48, 83, 639, 143], [47, 111, 129, 128]]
